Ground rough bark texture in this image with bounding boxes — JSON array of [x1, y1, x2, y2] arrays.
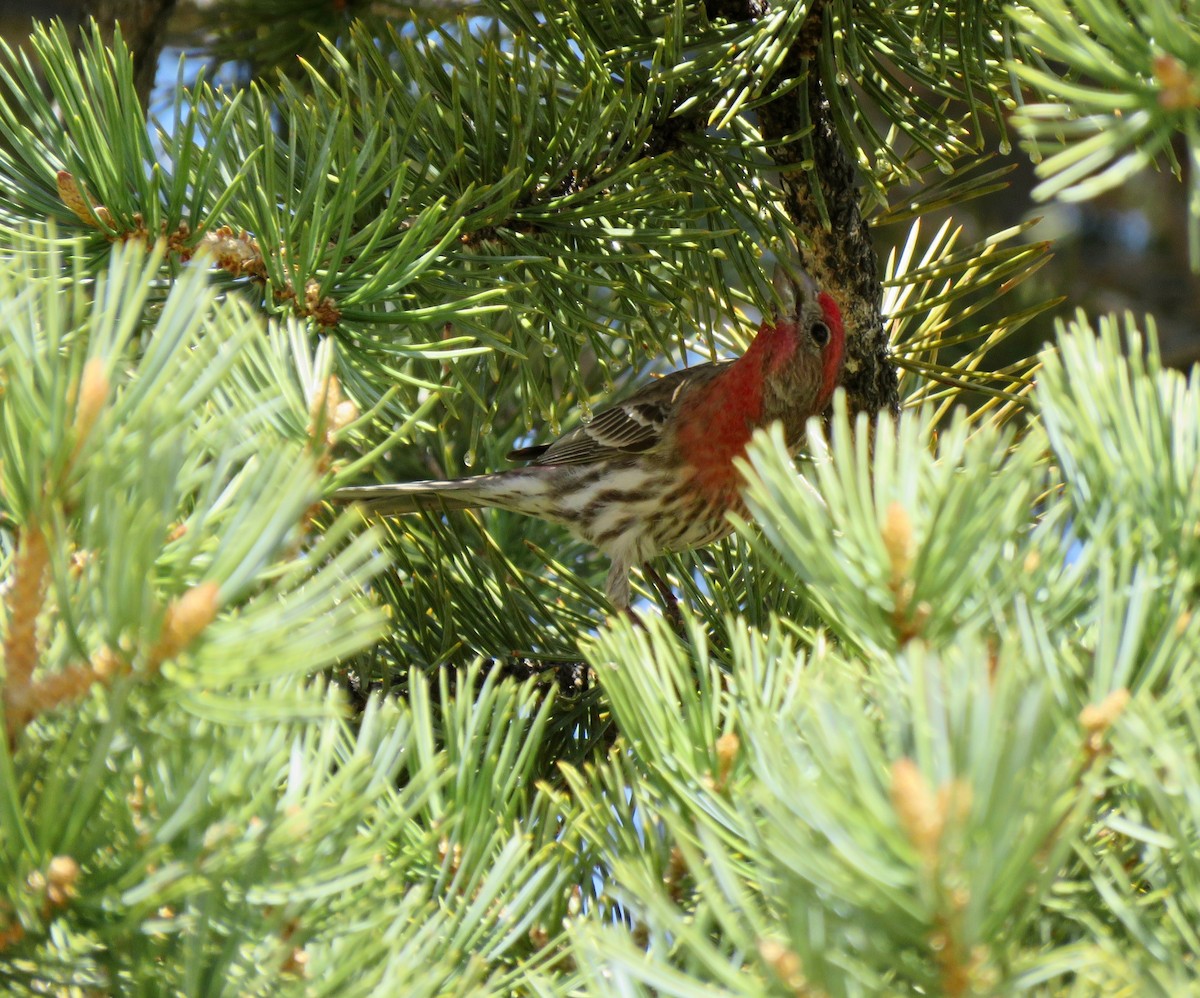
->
[[720, 0, 899, 416], [89, 0, 177, 104]]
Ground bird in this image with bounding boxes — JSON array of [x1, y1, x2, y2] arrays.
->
[[333, 274, 845, 613]]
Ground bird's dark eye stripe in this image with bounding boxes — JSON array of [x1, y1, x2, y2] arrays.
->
[[810, 321, 830, 346]]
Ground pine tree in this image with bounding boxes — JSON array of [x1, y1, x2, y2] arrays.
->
[[0, 1, 1198, 994]]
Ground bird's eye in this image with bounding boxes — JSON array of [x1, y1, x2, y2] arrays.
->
[[809, 321, 830, 347]]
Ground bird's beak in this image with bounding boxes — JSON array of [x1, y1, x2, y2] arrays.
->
[[770, 258, 819, 319]]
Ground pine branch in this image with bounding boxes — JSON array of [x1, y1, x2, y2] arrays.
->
[[1009, 0, 1200, 268]]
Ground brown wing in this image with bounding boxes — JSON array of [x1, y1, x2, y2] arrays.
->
[[506, 360, 733, 467]]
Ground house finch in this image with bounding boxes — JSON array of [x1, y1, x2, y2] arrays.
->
[[335, 277, 845, 610]]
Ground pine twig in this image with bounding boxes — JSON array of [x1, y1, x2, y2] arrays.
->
[[56, 170, 342, 327]]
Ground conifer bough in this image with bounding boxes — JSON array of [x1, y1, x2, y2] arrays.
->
[[335, 274, 845, 611]]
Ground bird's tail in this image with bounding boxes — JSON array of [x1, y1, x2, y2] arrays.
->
[[331, 478, 491, 514], [332, 471, 552, 517]]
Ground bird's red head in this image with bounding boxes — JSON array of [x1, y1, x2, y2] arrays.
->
[[674, 282, 846, 490], [754, 284, 846, 412], [814, 290, 846, 408]]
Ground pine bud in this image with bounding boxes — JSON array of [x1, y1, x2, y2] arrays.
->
[[890, 757, 942, 861], [56, 171, 114, 229], [881, 501, 914, 583], [714, 731, 740, 790], [150, 582, 220, 666], [71, 357, 109, 462]]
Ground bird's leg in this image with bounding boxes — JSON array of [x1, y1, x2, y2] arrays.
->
[[605, 558, 646, 630], [642, 563, 685, 637], [605, 556, 684, 637]]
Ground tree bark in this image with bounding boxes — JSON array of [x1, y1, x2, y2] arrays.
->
[[88, 0, 176, 105], [0, 0, 175, 107], [722, 0, 899, 416]]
